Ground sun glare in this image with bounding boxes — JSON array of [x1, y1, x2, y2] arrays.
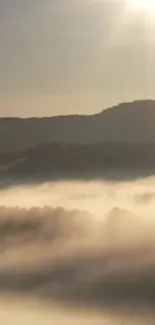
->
[[130, 0, 155, 11]]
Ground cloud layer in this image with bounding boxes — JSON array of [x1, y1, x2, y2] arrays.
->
[[0, 204, 155, 316]]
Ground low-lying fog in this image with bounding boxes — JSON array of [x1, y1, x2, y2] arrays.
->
[[1, 177, 155, 216], [1, 177, 155, 324]]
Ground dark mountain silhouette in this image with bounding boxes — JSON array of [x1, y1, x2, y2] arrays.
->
[[1, 100, 155, 154], [0, 142, 155, 187], [1, 99, 155, 186]]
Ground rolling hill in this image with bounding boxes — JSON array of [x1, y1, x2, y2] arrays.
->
[[0, 142, 155, 186], [0, 100, 155, 154]]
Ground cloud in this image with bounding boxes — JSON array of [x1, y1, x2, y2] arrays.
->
[[0, 206, 90, 251], [0, 205, 155, 313], [134, 191, 155, 204], [1, 242, 155, 311]]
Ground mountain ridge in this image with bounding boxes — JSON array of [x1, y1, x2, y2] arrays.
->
[[1, 142, 155, 187], [0, 99, 155, 154]]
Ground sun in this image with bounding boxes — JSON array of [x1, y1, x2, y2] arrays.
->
[[130, 0, 155, 11]]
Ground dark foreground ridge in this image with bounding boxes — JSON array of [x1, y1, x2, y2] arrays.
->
[[0, 142, 155, 187]]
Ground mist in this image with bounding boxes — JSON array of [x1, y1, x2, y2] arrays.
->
[[1, 177, 155, 216], [0, 177, 155, 323]]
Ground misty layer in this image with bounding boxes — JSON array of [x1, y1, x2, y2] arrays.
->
[[0, 205, 155, 312], [0, 206, 91, 250]]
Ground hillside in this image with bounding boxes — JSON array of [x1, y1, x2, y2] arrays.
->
[[0, 100, 155, 154], [0, 142, 155, 186], [104, 207, 154, 252]]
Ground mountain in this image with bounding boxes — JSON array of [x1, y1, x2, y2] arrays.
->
[[104, 207, 148, 249], [0, 142, 155, 186], [104, 207, 155, 254], [105, 207, 139, 233], [1, 100, 155, 154]]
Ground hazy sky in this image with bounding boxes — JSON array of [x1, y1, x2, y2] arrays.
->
[[0, 0, 155, 117]]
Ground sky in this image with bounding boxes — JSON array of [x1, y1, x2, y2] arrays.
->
[[0, 0, 155, 117]]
